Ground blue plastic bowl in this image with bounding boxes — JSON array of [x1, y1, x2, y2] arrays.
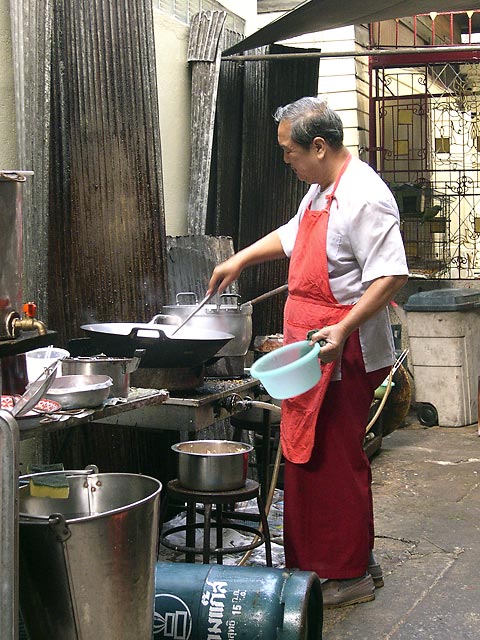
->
[[250, 340, 321, 399]]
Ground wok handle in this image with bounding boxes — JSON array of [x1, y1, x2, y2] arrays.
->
[[129, 327, 168, 340]]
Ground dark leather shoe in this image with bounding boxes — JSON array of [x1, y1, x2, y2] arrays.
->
[[321, 573, 375, 609], [368, 551, 384, 588]]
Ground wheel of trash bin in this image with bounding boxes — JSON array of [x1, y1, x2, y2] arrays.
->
[[416, 402, 438, 427]]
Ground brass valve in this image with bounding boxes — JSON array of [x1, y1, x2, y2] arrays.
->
[[11, 302, 48, 337]]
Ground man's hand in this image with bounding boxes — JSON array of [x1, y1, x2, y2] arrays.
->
[[207, 255, 245, 296], [308, 325, 348, 363]]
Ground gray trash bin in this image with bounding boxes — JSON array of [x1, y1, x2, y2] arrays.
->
[[18, 469, 162, 640], [404, 288, 480, 426]]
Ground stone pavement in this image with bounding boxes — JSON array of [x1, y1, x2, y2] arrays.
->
[[323, 414, 480, 640]]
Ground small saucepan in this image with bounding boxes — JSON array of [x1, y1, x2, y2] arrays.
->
[[61, 350, 144, 397]]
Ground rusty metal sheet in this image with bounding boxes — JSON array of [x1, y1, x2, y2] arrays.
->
[[187, 10, 227, 62], [187, 12, 243, 235], [166, 235, 237, 304], [187, 11, 224, 235], [47, 0, 167, 343]]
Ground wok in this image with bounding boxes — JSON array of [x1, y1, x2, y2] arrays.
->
[[80, 320, 234, 368]]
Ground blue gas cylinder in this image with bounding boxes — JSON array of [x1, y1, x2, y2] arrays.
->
[[153, 562, 322, 640]]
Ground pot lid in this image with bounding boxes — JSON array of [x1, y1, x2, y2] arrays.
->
[[10, 362, 58, 417], [404, 288, 480, 311]]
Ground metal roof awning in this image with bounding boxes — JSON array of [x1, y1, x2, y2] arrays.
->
[[223, 0, 479, 55]]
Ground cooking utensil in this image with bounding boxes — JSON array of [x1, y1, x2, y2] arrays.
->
[[45, 375, 113, 409], [161, 292, 252, 358], [172, 440, 253, 491], [80, 319, 233, 368], [170, 291, 215, 336], [10, 362, 58, 417], [240, 283, 288, 308], [61, 350, 144, 397]]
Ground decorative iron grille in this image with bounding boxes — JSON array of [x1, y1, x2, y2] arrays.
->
[[373, 60, 480, 279]]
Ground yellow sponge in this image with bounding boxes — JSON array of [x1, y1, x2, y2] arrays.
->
[[29, 463, 70, 499]]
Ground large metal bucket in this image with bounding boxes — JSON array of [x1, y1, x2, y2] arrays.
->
[[18, 468, 162, 640]]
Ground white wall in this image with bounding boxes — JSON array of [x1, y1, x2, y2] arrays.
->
[[155, 1, 253, 235], [217, 0, 257, 34], [0, 0, 17, 168], [153, 10, 191, 236]]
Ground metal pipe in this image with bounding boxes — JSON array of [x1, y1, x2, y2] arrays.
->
[[222, 44, 480, 61], [244, 399, 282, 415], [0, 409, 20, 640]]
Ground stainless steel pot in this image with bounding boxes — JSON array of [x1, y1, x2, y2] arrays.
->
[[171, 440, 253, 491], [80, 318, 233, 368], [161, 293, 252, 358], [61, 351, 143, 397]]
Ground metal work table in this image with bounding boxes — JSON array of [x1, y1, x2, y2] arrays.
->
[[18, 387, 169, 441], [97, 376, 262, 438], [17, 377, 262, 441]]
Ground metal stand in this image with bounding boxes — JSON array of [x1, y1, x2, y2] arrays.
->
[[160, 479, 272, 566]]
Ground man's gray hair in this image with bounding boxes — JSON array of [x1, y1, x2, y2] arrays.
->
[[274, 96, 344, 149]]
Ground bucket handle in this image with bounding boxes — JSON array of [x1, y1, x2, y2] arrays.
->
[[19, 466, 99, 528], [19, 464, 99, 483]]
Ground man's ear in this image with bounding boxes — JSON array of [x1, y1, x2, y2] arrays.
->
[[313, 136, 327, 155]]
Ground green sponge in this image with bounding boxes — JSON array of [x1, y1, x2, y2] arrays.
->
[[29, 463, 70, 499]]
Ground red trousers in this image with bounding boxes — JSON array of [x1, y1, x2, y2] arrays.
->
[[283, 331, 389, 579]]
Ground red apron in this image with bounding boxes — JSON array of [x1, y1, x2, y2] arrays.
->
[[281, 155, 353, 464]]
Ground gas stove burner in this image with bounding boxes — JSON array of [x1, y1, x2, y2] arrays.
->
[[130, 365, 205, 391], [205, 355, 247, 379]]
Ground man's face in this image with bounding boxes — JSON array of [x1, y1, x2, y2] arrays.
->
[[277, 120, 322, 184]]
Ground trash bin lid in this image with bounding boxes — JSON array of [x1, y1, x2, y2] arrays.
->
[[404, 288, 480, 311]]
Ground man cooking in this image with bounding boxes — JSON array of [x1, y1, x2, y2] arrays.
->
[[207, 96, 409, 608]]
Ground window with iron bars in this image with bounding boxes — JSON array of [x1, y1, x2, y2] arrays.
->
[[370, 12, 480, 279], [154, 0, 245, 32]]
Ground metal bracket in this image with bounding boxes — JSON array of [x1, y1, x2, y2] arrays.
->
[[48, 513, 71, 542]]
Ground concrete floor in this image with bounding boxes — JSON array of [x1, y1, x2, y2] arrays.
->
[[323, 414, 480, 640]]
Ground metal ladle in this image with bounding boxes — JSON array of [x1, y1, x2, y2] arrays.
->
[[169, 291, 215, 336]]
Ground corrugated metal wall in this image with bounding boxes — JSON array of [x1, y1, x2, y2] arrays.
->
[[48, 0, 167, 344], [208, 44, 320, 336], [205, 28, 245, 241]]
